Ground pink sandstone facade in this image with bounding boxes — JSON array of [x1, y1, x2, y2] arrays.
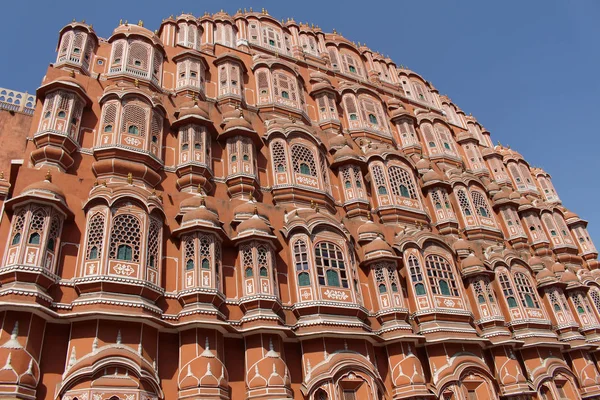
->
[[0, 9, 598, 400]]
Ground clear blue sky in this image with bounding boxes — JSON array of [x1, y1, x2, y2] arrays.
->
[[2, 1, 599, 244]]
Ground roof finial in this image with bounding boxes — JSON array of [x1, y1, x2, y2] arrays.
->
[[45, 170, 52, 182], [138, 20, 144, 27], [134, 79, 139, 88], [253, 205, 258, 215], [0, 171, 5, 180], [197, 184, 202, 194], [69, 70, 75, 78], [200, 196, 206, 207], [310, 200, 315, 209], [119, 19, 123, 25], [127, 173, 133, 184], [248, 191, 253, 201]]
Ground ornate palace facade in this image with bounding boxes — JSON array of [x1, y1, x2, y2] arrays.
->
[[0, 9, 598, 400]]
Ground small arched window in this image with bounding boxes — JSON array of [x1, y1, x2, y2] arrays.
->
[[186, 259, 194, 270], [479, 207, 488, 217], [245, 267, 253, 278], [350, 114, 358, 121], [425, 254, 459, 296], [47, 238, 55, 251], [104, 125, 113, 133], [58, 111, 66, 118], [11, 233, 21, 245], [201, 258, 210, 269], [28, 232, 41, 245], [281, 91, 289, 99], [128, 125, 139, 135], [117, 244, 133, 261], [298, 272, 310, 286], [368, 114, 377, 124], [315, 242, 348, 289], [399, 185, 409, 198], [415, 283, 426, 295], [299, 163, 311, 175], [88, 246, 98, 260], [378, 186, 387, 195]]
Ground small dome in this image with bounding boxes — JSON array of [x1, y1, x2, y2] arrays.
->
[[509, 191, 521, 200], [552, 262, 566, 273], [357, 219, 383, 239], [461, 253, 484, 269], [21, 176, 65, 200], [422, 169, 443, 183], [178, 340, 228, 390], [528, 256, 544, 268], [563, 210, 579, 220], [178, 102, 209, 121], [416, 158, 430, 170], [536, 267, 554, 281], [492, 187, 511, 202], [182, 206, 219, 226], [237, 214, 272, 235], [333, 144, 361, 163], [560, 270, 578, 284], [223, 115, 253, 132], [363, 237, 393, 255], [486, 180, 500, 192], [111, 23, 162, 46], [329, 134, 347, 149], [452, 238, 470, 252], [233, 201, 268, 219]]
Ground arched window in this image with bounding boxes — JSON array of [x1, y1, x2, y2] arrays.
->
[[117, 244, 133, 261], [425, 255, 459, 296], [85, 213, 105, 261], [109, 214, 141, 263], [28, 232, 40, 244], [298, 272, 310, 286], [368, 114, 377, 124], [128, 125, 139, 135], [11, 233, 21, 246], [186, 259, 194, 270], [471, 190, 492, 220], [378, 186, 387, 195], [88, 247, 98, 260], [514, 272, 539, 308], [456, 189, 473, 218], [498, 272, 518, 308], [27, 209, 46, 246], [407, 255, 426, 295], [388, 166, 418, 200], [315, 242, 348, 288], [291, 144, 317, 177], [271, 140, 288, 175]]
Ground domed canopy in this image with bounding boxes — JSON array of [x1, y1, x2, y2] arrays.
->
[[416, 157, 431, 171], [7, 173, 72, 218], [233, 208, 277, 243], [357, 219, 383, 243], [178, 340, 228, 391], [536, 267, 555, 282], [331, 144, 364, 168], [560, 270, 578, 284], [362, 237, 396, 262], [422, 169, 444, 184], [172, 100, 212, 130], [452, 238, 470, 253], [233, 200, 268, 219], [328, 134, 347, 150], [174, 197, 224, 237], [22, 177, 65, 200], [182, 207, 220, 226], [109, 23, 164, 48]]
